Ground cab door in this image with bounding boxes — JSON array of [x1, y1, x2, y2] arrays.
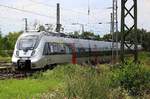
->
[[43, 42, 51, 65]]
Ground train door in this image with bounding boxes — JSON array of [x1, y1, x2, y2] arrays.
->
[[43, 42, 51, 66]]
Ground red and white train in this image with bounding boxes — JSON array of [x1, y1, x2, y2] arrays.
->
[[12, 32, 142, 69]]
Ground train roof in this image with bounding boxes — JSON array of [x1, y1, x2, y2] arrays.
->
[[18, 31, 115, 49], [17, 31, 142, 50], [19, 31, 110, 43]]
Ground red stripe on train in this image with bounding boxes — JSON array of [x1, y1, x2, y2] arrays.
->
[[72, 44, 76, 64]]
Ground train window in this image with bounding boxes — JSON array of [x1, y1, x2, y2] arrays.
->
[[43, 42, 52, 55], [49, 43, 66, 54], [17, 35, 40, 50], [43, 43, 49, 55], [57, 44, 65, 53], [65, 43, 72, 54], [44, 42, 73, 55], [80, 48, 85, 52], [53, 44, 58, 53], [50, 45, 54, 53], [85, 48, 88, 52], [65, 46, 71, 54]]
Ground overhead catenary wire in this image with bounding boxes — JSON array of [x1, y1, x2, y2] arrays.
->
[[0, 16, 23, 22], [29, 0, 88, 15], [0, 3, 71, 23], [0, 3, 55, 19], [0, 2, 109, 34], [0, 1, 101, 27], [29, 0, 100, 22]]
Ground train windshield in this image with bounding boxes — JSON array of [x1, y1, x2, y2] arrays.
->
[[17, 35, 39, 50]]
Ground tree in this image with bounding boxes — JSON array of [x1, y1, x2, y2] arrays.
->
[[0, 32, 2, 50], [94, 35, 102, 41], [103, 34, 112, 41], [102, 29, 150, 50], [4, 31, 22, 50], [81, 31, 95, 39], [142, 31, 150, 51], [38, 25, 46, 32], [74, 31, 80, 37]]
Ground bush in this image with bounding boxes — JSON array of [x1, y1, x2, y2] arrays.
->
[[111, 62, 150, 96], [0, 50, 13, 57], [63, 64, 111, 99]]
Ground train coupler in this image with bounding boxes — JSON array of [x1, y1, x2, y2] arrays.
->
[[17, 60, 31, 70]]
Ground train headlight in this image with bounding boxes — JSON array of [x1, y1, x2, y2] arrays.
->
[[31, 50, 36, 56], [16, 50, 19, 56]]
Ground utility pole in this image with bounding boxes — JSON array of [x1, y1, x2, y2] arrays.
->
[[121, 0, 138, 63], [0, 28, 1, 34], [111, 13, 115, 64], [88, 0, 90, 24], [112, 0, 119, 63], [113, 0, 119, 63], [23, 18, 28, 32], [56, 3, 61, 33]]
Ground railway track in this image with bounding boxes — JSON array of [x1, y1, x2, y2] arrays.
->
[[0, 62, 41, 80], [0, 70, 35, 80]]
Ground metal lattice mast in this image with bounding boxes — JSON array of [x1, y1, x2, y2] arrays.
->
[[121, 0, 138, 63]]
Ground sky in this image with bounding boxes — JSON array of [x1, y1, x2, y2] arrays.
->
[[0, 0, 149, 36]]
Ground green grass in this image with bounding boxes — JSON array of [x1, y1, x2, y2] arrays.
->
[[139, 52, 150, 70], [0, 56, 11, 62], [0, 79, 61, 99], [0, 70, 65, 99], [0, 64, 111, 99]]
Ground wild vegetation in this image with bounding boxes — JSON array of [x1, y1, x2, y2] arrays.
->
[[0, 31, 22, 57], [103, 29, 150, 51], [0, 52, 149, 99], [0, 30, 150, 98]]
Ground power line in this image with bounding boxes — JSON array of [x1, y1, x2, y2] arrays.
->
[[0, 3, 74, 24], [0, 3, 55, 19], [29, 0, 100, 21], [0, 16, 23, 22], [29, 0, 88, 15], [0, 2, 104, 33]]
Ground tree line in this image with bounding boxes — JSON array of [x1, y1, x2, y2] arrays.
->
[[70, 29, 150, 51], [102, 29, 150, 51], [0, 31, 22, 56]]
